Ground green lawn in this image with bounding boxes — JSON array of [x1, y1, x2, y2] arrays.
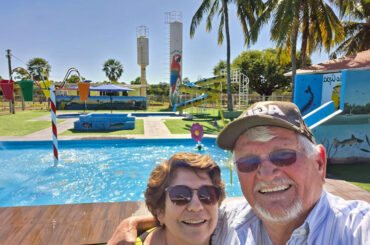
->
[[326, 163, 370, 192], [60, 119, 144, 135], [164, 118, 231, 135], [0, 110, 63, 136]]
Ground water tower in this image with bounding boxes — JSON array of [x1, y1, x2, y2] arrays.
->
[[166, 12, 182, 107], [137, 26, 149, 96]]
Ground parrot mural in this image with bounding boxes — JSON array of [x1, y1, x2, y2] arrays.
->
[[170, 53, 182, 106]]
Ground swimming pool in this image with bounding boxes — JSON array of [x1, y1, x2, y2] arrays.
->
[[0, 138, 242, 207]]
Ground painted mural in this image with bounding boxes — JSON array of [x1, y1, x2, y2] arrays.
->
[[322, 73, 341, 109], [56, 95, 147, 110], [294, 74, 323, 115], [170, 52, 182, 106], [294, 69, 370, 164]]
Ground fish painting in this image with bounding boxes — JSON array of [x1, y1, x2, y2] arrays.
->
[[82, 122, 92, 129], [360, 148, 370, 153], [366, 135, 370, 146], [333, 134, 364, 148], [109, 123, 125, 129], [301, 85, 314, 115]]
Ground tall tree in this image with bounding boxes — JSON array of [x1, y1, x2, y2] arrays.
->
[[27, 58, 51, 81], [102, 59, 123, 82], [213, 60, 226, 75], [130, 77, 141, 85], [66, 74, 85, 83], [330, 0, 370, 57], [12, 68, 31, 81], [250, 0, 343, 100], [233, 49, 310, 96], [190, 0, 262, 111]]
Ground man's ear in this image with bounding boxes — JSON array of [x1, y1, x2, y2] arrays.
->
[[316, 144, 327, 180]]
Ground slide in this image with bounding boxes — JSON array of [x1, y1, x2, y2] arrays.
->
[[303, 100, 342, 129], [173, 76, 226, 112]]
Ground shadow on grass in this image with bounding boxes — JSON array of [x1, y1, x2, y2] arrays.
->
[[65, 129, 135, 134], [326, 163, 370, 183]]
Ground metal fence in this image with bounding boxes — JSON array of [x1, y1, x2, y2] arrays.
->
[[0, 93, 292, 112], [0, 95, 49, 112]]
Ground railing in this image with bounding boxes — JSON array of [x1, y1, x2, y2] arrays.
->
[[0, 93, 292, 112], [0, 95, 49, 112]]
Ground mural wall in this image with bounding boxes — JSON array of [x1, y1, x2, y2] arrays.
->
[[295, 69, 370, 164], [294, 74, 323, 115], [56, 96, 147, 110]]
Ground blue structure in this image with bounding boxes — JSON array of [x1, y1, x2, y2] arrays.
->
[[74, 113, 135, 130], [56, 96, 147, 110], [294, 69, 370, 164]]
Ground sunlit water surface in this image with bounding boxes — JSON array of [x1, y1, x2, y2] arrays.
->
[[0, 139, 242, 207]]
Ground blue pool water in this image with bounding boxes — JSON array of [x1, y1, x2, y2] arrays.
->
[[0, 138, 241, 207]]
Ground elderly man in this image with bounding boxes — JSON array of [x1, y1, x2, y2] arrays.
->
[[109, 101, 369, 245]]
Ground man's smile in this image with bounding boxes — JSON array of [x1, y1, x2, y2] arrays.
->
[[258, 184, 292, 194]]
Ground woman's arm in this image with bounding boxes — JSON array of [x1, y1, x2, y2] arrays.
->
[[107, 216, 156, 245]]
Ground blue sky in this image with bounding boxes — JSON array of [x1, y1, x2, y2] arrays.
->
[[1, 0, 330, 84]]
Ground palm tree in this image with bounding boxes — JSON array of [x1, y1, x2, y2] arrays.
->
[[330, 0, 370, 58], [102, 59, 124, 83], [27, 58, 51, 81], [250, 0, 343, 99], [190, 0, 262, 111]]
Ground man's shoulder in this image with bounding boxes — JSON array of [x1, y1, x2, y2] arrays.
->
[[326, 192, 370, 218]]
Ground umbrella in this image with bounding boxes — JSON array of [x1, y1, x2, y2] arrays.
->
[[68, 84, 134, 113]]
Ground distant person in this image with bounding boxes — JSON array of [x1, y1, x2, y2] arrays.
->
[[109, 101, 370, 244], [108, 152, 225, 245]]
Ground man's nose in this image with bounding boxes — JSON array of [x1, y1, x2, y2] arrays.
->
[[256, 158, 280, 181], [186, 191, 204, 212]]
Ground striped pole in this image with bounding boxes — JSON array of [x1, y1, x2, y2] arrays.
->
[[50, 84, 59, 166]]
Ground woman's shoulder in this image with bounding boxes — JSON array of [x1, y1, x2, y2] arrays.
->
[[135, 227, 158, 245]]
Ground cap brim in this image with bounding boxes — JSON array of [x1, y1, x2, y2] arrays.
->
[[216, 115, 302, 151]]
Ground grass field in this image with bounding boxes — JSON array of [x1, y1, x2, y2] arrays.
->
[[0, 110, 64, 136]]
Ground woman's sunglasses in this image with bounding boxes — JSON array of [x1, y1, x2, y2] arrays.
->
[[235, 149, 298, 173], [165, 185, 220, 206]]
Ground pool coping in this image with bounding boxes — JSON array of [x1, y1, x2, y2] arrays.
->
[[0, 179, 368, 244]]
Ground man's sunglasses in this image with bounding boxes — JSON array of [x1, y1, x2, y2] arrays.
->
[[235, 149, 298, 173], [165, 185, 221, 206]]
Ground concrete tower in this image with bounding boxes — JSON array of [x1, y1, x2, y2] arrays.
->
[[137, 26, 149, 96], [166, 12, 182, 107]]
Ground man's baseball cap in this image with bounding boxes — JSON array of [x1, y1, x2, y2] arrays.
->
[[217, 101, 315, 151]]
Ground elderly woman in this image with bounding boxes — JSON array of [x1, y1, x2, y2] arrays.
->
[[135, 152, 226, 245]]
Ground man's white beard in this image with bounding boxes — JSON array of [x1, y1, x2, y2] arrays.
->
[[254, 199, 303, 223]]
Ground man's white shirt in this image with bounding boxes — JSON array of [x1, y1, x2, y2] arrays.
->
[[212, 189, 369, 244]]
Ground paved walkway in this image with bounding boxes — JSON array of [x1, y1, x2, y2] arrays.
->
[[0, 114, 191, 141]]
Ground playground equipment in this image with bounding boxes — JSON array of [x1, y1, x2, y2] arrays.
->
[[173, 69, 249, 112], [295, 69, 370, 163], [50, 84, 58, 166], [190, 123, 204, 151], [0, 67, 92, 167]]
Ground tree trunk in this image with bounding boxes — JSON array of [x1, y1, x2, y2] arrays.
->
[[300, 4, 309, 67], [223, 0, 233, 111], [291, 26, 299, 102]]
